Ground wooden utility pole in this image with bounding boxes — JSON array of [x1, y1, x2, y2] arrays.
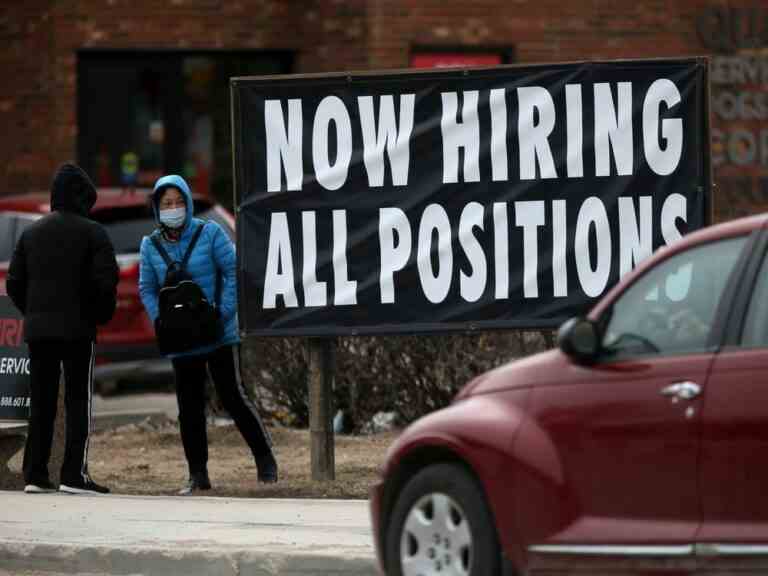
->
[[308, 338, 335, 481]]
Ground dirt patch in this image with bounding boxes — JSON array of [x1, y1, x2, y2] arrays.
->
[[86, 417, 397, 498]]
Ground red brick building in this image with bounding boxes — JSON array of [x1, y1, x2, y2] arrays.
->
[[2, 0, 767, 220]]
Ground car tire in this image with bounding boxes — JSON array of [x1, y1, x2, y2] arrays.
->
[[385, 462, 501, 576]]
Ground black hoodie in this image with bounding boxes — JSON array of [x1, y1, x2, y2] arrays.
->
[[6, 163, 119, 341]]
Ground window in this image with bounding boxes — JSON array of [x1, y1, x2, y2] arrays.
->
[[741, 250, 768, 348], [601, 236, 747, 358], [409, 45, 514, 69], [77, 51, 292, 207]]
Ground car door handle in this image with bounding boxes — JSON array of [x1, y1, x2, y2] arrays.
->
[[660, 381, 701, 401]]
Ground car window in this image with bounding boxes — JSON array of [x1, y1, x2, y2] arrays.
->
[[198, 207, 235, 241], [0, 214, 14, 262], [13, 215, 38, 243], [601, 236, 747, 358], [741, 250, 768, 348]]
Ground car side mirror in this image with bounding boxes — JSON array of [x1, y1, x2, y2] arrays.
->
[[557, 317, 600, 363]]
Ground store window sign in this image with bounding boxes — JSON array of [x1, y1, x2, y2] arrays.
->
[[699, 4, 768, 219], [149, 121, 165, 145], [696, 5, 768, 53], [121, 152, 139, 186], [410, 52, 503, 69]]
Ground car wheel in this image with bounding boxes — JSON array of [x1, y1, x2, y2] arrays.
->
[[385, 462, 501, 576]]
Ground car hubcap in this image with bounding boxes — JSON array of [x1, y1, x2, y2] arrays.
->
[[400, 492, 472, 575]]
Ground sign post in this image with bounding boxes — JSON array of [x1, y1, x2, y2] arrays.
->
[[308, 338, 335, 481]]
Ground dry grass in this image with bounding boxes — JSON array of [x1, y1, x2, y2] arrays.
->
[[86, 418, 397, 498]]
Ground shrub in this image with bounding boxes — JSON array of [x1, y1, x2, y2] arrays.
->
[[242, 330, 555, 432]]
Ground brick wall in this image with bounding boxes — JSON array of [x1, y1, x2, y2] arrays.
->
[[0, 0, 369, 194], [2, 0, 767, 221]]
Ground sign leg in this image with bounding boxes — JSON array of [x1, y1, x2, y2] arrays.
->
[[308, 338, 335, 481]]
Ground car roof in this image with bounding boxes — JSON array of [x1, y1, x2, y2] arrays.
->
[[0, 187, 213, 214]]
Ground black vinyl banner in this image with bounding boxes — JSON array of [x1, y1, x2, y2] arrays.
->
[[232, 58, 710, 336], [0, 297, 30, 420]]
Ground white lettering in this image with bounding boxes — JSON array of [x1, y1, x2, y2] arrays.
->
[[459, 202, 487, 302], [643, 79, 683, 175], [661, 193, 687, 246], [265, 99, 303, 192], [490, 88, 509, 181], [263, 213, 298, 309], [333, 210, 357, 305], [566, 84, 584, 178], [518, 87, 557, 180], [493, 202, 509, 299], [418, 204, 453, 303], [618, 196, 653, 277], [379, 208, 412, 304], [441, 91, 481, 183], [595, 82, 634, 176], [358, 94, 415, 187], [575, 197, 611, 297], [552, 199, 568, 297], [302, 212, 326, 307], [515, 201, 545, 298], [313, 96, 352, 190]]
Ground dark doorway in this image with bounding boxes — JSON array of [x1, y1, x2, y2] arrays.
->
[[77, 50, 293, 208]]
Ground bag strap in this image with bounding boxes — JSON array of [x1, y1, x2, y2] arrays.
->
[[150, 222, 207, 272], [150, 233, 174, 267], [180, 222, 206, 271]]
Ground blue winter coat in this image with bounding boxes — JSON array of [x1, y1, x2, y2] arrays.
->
[[138, 175, 239, 358]]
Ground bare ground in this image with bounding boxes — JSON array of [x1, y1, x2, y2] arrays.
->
[[82, 417, 397, 498]]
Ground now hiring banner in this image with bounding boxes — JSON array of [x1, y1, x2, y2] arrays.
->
[[231, 58, 710, 336]]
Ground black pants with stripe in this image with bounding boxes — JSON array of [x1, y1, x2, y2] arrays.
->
[[171, 344, 272, 475], [23, 339, 94, 486]]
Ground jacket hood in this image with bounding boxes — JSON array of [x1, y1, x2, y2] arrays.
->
[[50, 163, 97, 216], [151, 174, 194, 232]]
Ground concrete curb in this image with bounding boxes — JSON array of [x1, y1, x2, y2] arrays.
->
[[0, 493, 380, 576], [0, 541, 379, 575]]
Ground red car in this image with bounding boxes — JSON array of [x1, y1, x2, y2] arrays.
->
[[0, 188, 234, 394], [371, 212, 768, 576]]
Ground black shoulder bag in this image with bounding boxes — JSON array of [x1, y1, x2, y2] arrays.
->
[[150, 223, 219, 355]]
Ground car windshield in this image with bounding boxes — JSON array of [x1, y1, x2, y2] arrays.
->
[[93, 204, 232, 255]]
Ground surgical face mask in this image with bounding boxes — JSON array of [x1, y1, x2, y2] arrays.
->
[[159, 207, 186, 229]]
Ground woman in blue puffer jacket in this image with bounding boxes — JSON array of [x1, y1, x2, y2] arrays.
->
[[139, 174, 277, 495]]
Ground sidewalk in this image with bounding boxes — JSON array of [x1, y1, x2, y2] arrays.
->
[[0, 491, 379, 575]]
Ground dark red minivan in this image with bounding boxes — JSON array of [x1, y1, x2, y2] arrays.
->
[[371, 213, 768, 576], [0, 188, 234, 393]]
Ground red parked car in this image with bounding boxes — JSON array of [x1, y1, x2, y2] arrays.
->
[[371, 212, 768, 576], [0, 187, 234, 394]]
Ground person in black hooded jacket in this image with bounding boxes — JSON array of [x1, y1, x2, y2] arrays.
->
[[6, 163, 119, 495]]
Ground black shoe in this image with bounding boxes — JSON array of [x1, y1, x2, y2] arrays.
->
[[24, 479, 57, 494], [178, 471, 212, 496], [256, 452, 278, 483], [59, 476, 110, 495]]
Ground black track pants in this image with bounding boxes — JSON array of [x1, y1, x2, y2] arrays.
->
[[171, 344, 272, 475], [23, 339, 94, 485]]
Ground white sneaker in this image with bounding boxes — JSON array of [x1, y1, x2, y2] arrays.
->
[[24, 481, 57, 493]]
